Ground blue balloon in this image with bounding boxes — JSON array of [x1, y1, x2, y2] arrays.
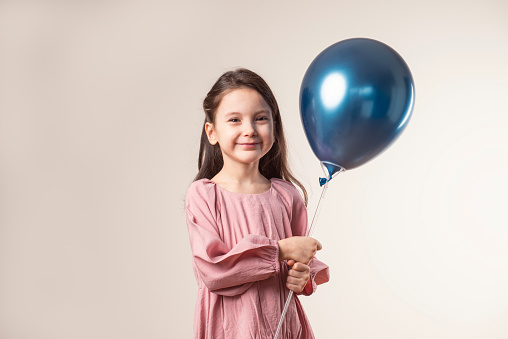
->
[[300, 38, 415, 183]]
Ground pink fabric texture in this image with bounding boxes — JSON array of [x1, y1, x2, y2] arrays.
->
[[185, 177, 330, 339]]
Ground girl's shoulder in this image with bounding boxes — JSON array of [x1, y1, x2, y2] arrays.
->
[[185, 178, 217, 204], [188, 178, 215, 190], [269, 177, 303, 201], [269, 177, 295, 190]]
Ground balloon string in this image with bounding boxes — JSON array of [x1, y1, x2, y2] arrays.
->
[[307, 180, 329, 238], [273, 180, 330, 339]]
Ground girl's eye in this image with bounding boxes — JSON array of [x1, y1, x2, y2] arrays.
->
[[228, 117, 268, 122]]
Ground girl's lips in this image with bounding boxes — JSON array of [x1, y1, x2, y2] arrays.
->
[[238, 143, 259, 148]]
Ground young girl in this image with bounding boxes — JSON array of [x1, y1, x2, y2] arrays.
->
[[185, 68, 330, 338]]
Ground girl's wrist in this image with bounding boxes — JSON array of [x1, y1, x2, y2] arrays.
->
[[277, 239, 287, 261]]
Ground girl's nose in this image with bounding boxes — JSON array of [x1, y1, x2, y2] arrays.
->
[[243, 122, 257, 136]]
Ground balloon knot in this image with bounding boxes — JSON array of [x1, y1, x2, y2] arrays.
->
[[319, 177, 328, 187]]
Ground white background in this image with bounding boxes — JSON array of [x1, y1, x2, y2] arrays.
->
[[1, 1, 507, 338]]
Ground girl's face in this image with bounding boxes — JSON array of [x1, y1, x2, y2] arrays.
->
[[205, 88, 275, 168]]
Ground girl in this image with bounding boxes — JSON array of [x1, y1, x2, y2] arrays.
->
[[185, 68, 330, 338]]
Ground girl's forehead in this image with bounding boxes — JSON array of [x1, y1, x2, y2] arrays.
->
[[217, 88, 271, 115]]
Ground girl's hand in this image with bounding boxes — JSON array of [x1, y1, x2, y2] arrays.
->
[[278, 236, 322, 264], [286, 260, 310, 293]]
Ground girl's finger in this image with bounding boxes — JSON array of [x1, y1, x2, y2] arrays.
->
[[288, 268, 305, 277], [288, 271, 310, 282], [292, 263, 310, 272], [287, 259, 295, 267], [287, 274, 308, 283], [286, 276, 301, 285], [288, 268, 304, 277], [286, 282, 305, 293]]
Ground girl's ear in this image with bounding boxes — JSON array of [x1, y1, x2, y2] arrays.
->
[[205, 122, 218, 145]]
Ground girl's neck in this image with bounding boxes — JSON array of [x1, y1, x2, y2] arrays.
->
[[211, 161, 270, 193]]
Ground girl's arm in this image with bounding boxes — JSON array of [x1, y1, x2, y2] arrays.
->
[[186, 182, 280, 297]]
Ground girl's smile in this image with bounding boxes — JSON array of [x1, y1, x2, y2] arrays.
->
[[237, 142, 259, 148]]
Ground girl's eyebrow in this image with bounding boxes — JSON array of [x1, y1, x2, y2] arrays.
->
[[224, 110, 269, 116]]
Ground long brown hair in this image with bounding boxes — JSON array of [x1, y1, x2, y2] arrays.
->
[[193, 68, 308, 206]]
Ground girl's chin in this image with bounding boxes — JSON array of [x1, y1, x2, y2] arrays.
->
[[222, 151, 269, 165]]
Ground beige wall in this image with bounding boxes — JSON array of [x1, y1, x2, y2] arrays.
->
[[1, 1, 507, 338]]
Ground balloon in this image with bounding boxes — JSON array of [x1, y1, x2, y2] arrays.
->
[[300, 38, 415, 184]]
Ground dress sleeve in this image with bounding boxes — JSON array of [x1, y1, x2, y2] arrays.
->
[[185, 181, 280, 297], [288, 182, 330, 296]]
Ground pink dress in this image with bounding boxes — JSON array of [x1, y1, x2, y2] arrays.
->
[[185, 177, 330, 339]]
